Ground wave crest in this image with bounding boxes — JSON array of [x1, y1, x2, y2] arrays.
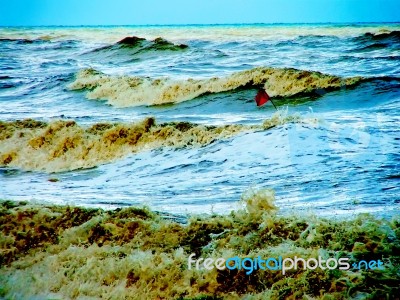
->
[[359, 30, 400, 42], [352, 30, 400, 52], [0, 112, 315, 172], [0, 118, 249, 172], [89, 36, 188, 54], [69, 67, 362, 107]]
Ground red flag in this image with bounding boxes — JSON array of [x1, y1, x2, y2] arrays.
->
[[255, 90, 270, 106]]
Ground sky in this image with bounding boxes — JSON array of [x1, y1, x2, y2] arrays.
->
[[0, 0, 399, 26]]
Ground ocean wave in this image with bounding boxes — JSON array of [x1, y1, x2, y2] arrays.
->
[[120, 36, 188, 50], [0, 38, 46, 44], [336, 54, 400, 63], [68, 67, 363, 107], [0, 113, 315, 172], [1, 193, 398, 299], [0, 76, 18, 89], [0, 38, 79, 52], [88, 36, 188, 54], [352, 30, 400, 52], [0, 82, 17, 89], [356, 43, 389, 51], [0, 118, 248, 172], [46, 40, 80, 50], [0, 33, 71, 43], [358, 30, 400, 42], [0, 36, 71, 43], [81, 36, 188, 64]]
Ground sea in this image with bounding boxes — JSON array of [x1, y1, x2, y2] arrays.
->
[[0, 23, 399, 218]]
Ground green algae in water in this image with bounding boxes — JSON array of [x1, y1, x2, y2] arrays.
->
[[0, 191, 399, 299]]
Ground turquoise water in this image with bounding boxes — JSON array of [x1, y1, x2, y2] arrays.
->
[[0, 24, 399, 217]]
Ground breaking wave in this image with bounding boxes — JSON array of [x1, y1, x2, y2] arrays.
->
[[86, 36, 188, 56], [80, 36, 188, 64], [68, 67, 363, 107], [0, 118, 247, 172], [352, 30, 400, 51], [356, 30, 400, 42], [0, 112, 315, 172], [1, 192, 398, 299], [116, 36, 188, 50]]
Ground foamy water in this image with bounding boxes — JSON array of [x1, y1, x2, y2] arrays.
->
[[0, 24, 399, 218]]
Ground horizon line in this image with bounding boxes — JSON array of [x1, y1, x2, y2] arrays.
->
[[1, 21, 400, 28]]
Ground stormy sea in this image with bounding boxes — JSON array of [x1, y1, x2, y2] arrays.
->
[[0, 24, 399, 299]]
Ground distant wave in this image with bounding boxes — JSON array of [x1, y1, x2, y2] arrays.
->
[[0, 38, 45, 44], [0, 38, 79, 51], [286, 30, 400, 43], [119, 36, 188, 50], [79, 36, 188, 64], [88, 36, 188, 54], [68, 67, 363, 107], [352, 30, 400, 52], [0, 34, 71, 43], [0, 113, 315, 172], [279, 30, 400, 53], [358, 30, 400, 42]]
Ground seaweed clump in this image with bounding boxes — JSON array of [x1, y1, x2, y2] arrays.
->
[[0, 190, 399, 299]]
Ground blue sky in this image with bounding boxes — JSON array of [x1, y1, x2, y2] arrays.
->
[[0, 0, 399, 26]]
